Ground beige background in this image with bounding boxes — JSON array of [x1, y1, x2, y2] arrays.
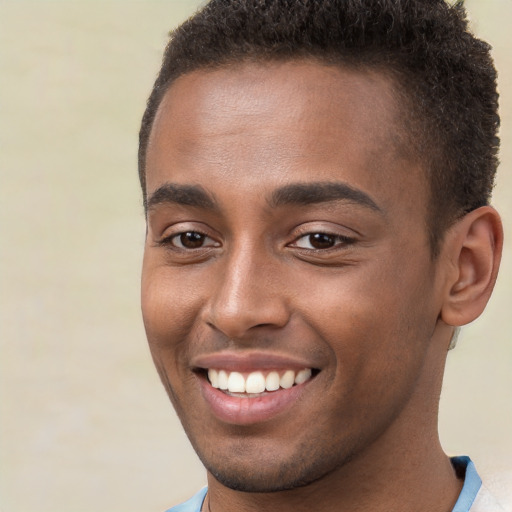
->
[[0, 1, 510, 511]]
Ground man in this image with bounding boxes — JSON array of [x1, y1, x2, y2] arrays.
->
[[138, 1, 506, 511]]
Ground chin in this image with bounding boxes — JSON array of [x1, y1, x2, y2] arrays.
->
[[199, 441, 354, 493], [206, 464, 321, 493]]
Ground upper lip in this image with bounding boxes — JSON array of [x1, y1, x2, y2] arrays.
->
[[191, 350, 320, 372]]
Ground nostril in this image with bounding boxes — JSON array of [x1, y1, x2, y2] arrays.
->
[[253, 322, 278, 329]]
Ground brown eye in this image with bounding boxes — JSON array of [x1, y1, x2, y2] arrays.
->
[[308, 233, 335, 249], [177, 232, 206, 248], [291, 232, 355, 251], [159, 229, 220, 251]]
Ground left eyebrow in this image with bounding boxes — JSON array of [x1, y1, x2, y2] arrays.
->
[[269, 182, 383, 213]]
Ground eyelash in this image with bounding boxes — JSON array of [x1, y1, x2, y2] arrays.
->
[[158, 230, 219, 250], [289, 232, 356, 251], [157, 229, 356, 253]]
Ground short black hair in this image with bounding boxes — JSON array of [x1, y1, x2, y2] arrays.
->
[[139, 0, 499, 254]]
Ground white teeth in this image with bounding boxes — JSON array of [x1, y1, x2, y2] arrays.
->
[[265, 371, 280, 391], [218, 370, 228, 390], [208, 369, 219, 388], [245, 372, 266, 394], [227, 372, 245, 393], [295, 368, 312, 385], [207, 368, 314, 393], [280, 370, 295, 389]]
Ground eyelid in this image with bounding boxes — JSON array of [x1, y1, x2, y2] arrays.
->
[[289, 232, 356, 250], [288, 221, 358, 242], [155, 222, 221, 249], [162, 232, 220, 249]]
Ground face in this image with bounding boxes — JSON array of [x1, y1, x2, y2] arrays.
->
[[142, 61, 444, 492]]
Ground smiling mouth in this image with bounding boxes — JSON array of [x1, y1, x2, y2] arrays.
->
[[204, 368, 319, 396]]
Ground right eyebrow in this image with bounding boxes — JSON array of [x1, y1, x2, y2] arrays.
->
[[145, 183, 218, 212]]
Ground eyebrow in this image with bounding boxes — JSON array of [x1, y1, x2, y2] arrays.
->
[[145, 180, 382, 215], [145, 183, 218, 212], [269, 182, 382, 212]]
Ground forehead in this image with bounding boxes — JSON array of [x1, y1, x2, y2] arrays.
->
[[146, 60, 425, 216]]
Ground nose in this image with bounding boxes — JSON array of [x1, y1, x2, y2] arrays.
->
[[204, 244, 291, 339]]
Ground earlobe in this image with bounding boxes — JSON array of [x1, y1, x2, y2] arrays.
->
[[441, 206, 503, 328]]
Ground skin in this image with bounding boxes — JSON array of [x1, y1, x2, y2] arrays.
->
[[141, 61, 502, 512]]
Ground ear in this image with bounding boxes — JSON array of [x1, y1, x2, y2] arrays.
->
[[440, 206, 503, 327]]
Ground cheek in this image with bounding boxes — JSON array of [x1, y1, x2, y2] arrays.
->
[[141, 263, 204, 404], [295, 259, 435, 387], [141, 260, 203, 355]]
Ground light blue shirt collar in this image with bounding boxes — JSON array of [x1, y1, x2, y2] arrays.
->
[[451, 456, 482, 512]]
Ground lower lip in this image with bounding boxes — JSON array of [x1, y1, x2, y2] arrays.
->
[[198, 377, 312, 425]]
